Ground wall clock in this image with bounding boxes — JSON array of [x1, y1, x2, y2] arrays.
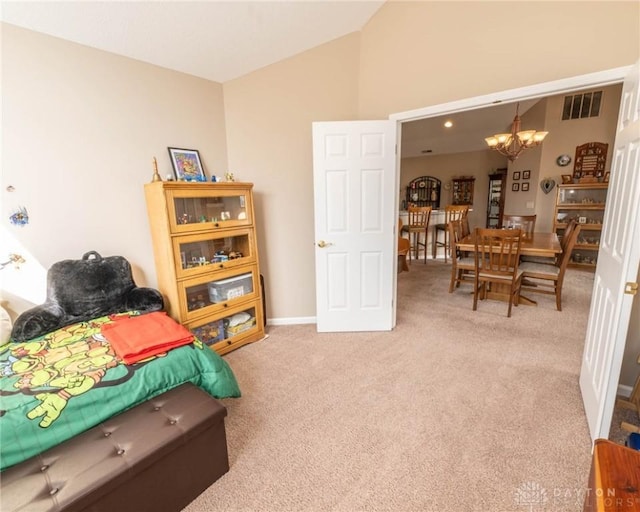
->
[[556, 154, 571, 167]]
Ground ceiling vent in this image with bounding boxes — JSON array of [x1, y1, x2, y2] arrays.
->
[[562, 91, 602, 120]]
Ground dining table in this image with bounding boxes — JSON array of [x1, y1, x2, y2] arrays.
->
[[456, 231, 562, 306]]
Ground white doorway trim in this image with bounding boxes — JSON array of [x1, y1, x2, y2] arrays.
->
[[389, 66, 631, 123]]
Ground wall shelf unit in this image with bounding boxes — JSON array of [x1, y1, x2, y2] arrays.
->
[[452, 177, 475, 206]]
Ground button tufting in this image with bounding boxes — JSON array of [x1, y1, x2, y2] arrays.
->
[[49, 488, 59, 496], [116, 448, 125, 455], [169, 419, 177, 425], [154, 406, 161, 411], [104, 432, 111, 437], [40, 464, 49, 472]]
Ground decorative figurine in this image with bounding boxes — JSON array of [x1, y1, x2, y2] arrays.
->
[[151, 157, 163, 182], [225, 172, 235, 182], [9, 207, 29, 226]]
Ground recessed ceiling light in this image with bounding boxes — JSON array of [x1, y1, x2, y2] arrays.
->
[[444, 121, 453, 128]]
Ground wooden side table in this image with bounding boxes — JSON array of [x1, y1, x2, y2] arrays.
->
[[583, 438, 640, 511]]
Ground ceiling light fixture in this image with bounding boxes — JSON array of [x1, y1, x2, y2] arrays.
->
[[444, 120, 453, 128], [484, 103, 548, 161]]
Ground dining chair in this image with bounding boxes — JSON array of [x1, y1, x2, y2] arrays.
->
[[502, 214, 536, 239], [448, 219, 475, 292], [523, 218, 577, 265], [472, 228, 524, 318], [403, 206, 432, 263], [433, 205, 469, 263], [398, 218, 410, 272], [518, 224, 582, 311]]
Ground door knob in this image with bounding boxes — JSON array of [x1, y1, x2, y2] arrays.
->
[[317, 240, 333, 248]]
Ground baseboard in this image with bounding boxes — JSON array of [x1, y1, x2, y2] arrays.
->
[[618, 384, 633, 398], [267, 316, 316, 326]]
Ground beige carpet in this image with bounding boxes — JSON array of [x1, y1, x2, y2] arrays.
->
[[184, 262, 597, 512]]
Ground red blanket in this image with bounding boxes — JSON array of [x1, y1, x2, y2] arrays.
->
[[101, 312, 194, 364]]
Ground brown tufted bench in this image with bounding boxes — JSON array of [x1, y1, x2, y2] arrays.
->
[[1, 383, 229, 512]]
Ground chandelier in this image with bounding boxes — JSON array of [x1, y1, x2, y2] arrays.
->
[[484, 103, 548, 161]]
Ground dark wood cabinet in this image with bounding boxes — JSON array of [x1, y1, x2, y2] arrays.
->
[[452, 177, 475, 205], [486, 172, 506, 228]]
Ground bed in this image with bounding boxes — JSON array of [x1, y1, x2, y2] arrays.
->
[[0, 252, 241, 511], [0, 311, 240, 471]]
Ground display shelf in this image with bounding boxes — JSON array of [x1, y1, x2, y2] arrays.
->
[[145, 181, 265, 355], [553, 182, 608, 271]]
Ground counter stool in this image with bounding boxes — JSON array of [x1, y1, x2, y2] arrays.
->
[[402, 206, 432, 263], [433, 205, 469, 263]]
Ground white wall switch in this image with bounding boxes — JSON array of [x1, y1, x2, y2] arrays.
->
[[526, 201, 535, 209]]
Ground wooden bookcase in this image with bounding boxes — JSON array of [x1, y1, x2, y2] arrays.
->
[[553, 182, 608, 270], [144, 181, 265, 355]]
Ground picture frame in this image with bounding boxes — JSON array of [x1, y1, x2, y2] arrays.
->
[[561, 174, 573, 184], [521, 182, 530, 192], [168, 147, 206, 181], [513, 171, 521, 180], [522, 170, 531, 180], [512, 183, 520, 192], [604, 171, 610, 183]]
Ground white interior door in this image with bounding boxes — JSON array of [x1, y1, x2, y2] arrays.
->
[[312, 120, 397, 332], [579, 60, 640, 440]]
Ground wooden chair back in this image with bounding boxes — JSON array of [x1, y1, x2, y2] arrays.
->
[[560, 218, 578, 253], [474, 228, 523, 276], [407, 206, 432, 229], [473, 227, 524, 317], [557, 224, 582, 281], [445, 205, 469, 224], [447, 219, 464, 260], [502, 214, 536, 239]]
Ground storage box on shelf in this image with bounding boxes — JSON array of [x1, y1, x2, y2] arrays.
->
[[144, 181, 265, 355], [553, 182, 608, 271]]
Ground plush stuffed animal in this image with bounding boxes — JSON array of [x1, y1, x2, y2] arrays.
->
[[11, 251, 164, 342]]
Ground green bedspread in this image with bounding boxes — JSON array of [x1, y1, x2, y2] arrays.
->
[[0, 311, 241, 471]]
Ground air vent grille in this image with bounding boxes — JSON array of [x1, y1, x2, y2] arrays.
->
[[562, 91, 602, 120]]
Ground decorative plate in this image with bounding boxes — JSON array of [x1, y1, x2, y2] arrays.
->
[[418, 181, 426, 188], [556, 154, 572, 167]]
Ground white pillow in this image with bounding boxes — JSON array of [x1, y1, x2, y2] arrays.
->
[[0, 306, 12, 343]]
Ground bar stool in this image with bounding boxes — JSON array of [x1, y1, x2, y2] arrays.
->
[[432, 205, 469, 263], [402, 206, 432, 263]]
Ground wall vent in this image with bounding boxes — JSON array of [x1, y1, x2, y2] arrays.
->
[[562, 91, 602, 120]]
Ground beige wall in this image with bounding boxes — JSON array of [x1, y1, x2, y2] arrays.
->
[[358, 1, 638, 118], [1, 23, 228, 316], [223, 33, 360, 320]]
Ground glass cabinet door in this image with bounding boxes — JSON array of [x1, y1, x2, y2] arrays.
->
[[557, 186, 607, 206], [166, 188, 253, 234], [187, 303, 263, 353], [172, 228, 256, 279], [178, 265, 260, 322]]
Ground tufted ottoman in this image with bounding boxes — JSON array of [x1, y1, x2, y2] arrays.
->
[[1, 383, 229, 512]]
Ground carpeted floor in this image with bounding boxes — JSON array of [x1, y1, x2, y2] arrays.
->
[[184, 262, 598, 512]]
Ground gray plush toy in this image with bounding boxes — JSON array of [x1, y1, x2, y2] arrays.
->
[[10, 251, 164, 342]]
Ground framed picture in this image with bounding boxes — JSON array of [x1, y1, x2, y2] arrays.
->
[[562, 174, 573, 184], [521, 182, 530, 192], [522, 170, 531, 180], [168, 147, 206, 181], [513, 171, 521, 180], [604, 171, 610, 183], [512, 183, 520, 192]]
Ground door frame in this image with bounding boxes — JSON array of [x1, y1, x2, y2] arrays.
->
[[387, 64, 633, 421]]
